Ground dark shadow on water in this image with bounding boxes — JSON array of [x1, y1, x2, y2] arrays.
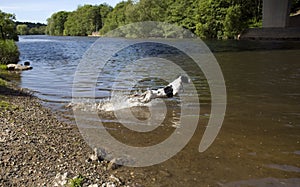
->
[[205, 39, 300, 53], [0, 85, 32, 97]]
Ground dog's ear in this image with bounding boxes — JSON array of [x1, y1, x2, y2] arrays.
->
[[164, 85, 174, 98]]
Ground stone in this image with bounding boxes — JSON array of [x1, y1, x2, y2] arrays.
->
[[88, 148, 99, 162], [7, 64, 33, 71], [101, 182, 116, 187], [88, 184, 99, 187], [52, 172, 68, 187], [107, 158, 119, 170]]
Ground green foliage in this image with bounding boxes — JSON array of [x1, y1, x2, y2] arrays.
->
[[47, 0, 263, 39], [0, 10, 18, 41], [16, 21, 46, 35], [0, 39, 19, 65], [46, 4, 112, 36], [0, 77, 6, 86], [194, 0, 262, 39], [195, 0, 225, 39], [0, 64, 8, 70], [166, 0, 198, 32], [0, 99, 18, 111], [224, 5, 244, 39], [28, 26, 46, 35], [100, 1, 133, 35], [0, 100, 10, 110], [17, 24, 29, 35], [248, 18, 262, 28], [46, 11, 70, 35], [291, 0, 300, 13], [66, 4, 109, 36], [105, 21, 195, 38], [68, 175, 84, 187]]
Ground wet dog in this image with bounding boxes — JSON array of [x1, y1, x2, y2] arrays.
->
[[131, 75, 190, 103]]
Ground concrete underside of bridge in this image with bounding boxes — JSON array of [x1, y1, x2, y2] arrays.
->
[[240, 0, 300, 40]]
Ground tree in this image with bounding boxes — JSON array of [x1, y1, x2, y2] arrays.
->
[[166, 0, 198, 32], [46, 11, 69, 35], [45, 0, 265, 39], [0, 10, 18, 41], [195, 0, 227, 39], [224, 5, 244, 39], [291, 0, 300, 13], [134, 0, 168, 22], [17, 24, 29, 35], [0, 10, 19, 64], [99, 4, 113, 29], [100, 1, 134, 35], [64, 5, 104, 36], [194, 0, 261, 39]]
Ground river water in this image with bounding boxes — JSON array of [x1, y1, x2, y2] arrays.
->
[[17, 35, 300, 186]]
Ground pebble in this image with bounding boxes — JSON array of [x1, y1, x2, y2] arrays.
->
[[0, 84, 132, 186]]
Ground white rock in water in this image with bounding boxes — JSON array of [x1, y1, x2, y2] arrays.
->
[[7, 64, 32, 71]]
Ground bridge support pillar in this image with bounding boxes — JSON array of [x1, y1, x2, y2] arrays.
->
[[263, 0, 292, 28]]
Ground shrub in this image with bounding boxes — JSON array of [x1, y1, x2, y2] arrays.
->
[[0, 39, 19, 65], [69, 175, 84, 187], [0, 77, 7, 86]]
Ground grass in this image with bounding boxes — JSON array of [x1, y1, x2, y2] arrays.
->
[[0, 77, 7, 86], [0, 100, 17, 111], [0, 64, 7, 70], [0, 39, 20, 65], [69, 175, 85, 187]]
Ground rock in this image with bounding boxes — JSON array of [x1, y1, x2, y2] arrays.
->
[[110, 175, 121, 182], [88, 184, 99, 187], [24, 61, 30, 66], [159, 170, 172, 177], [52, 172, 68, 187], [88, 148, 99, 162], [107, 158, 119, 170], [7, 64, 33, 71], [101, 182, 116, 187], [88, 147, 108, 162]]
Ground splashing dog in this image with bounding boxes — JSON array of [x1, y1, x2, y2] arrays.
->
[[131, 75, 190, 103]]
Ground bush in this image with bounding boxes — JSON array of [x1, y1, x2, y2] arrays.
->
[[223, 5, 244, 39], [0, 39, 19, 65], [68, 175, 84, 187]]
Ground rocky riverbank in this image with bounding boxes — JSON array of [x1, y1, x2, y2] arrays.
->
[[0, 79, 143, 186]]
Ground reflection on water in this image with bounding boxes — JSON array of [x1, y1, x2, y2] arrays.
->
[[17, 35, 300, 186]]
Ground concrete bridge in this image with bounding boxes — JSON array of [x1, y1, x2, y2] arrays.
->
[[263, 0, 299, 28], [241, 0, 300, 40]]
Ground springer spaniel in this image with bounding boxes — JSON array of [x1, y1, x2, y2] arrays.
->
[[131, 75, 190, 103]]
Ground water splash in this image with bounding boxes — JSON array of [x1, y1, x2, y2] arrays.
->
[[68, 93, 150, 112]]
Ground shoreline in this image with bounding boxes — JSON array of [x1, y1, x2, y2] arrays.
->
[[239, 27, 300, 40], [0, 79, 140, 186]]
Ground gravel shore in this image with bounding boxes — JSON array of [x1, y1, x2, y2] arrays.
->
[[0, 80, 141, 186]]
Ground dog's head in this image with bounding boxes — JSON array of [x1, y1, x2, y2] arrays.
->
[[179, 75, 190, 83]]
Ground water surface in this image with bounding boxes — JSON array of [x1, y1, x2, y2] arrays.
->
[[16, 35, 300, 186]]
